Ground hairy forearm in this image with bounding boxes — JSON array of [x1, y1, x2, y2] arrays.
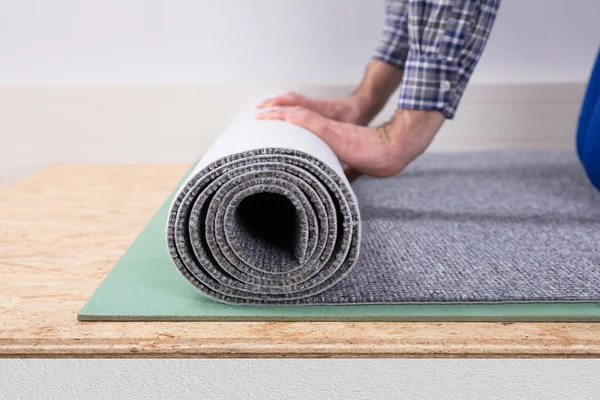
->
[[372, 109, 446, 176], [349, 59, 404, 124]]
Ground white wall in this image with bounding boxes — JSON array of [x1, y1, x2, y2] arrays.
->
[[0, 0, 598, 86]]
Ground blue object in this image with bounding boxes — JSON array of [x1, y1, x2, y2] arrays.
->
[[577, 47, 600, 191]]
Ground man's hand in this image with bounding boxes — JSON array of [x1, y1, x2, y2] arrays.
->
[[257, 92, 374, 126], [257, 60, 404, 127], [257, 92, 379, 180], [256, 106, 445, 182], [254, 59, 443, 182]]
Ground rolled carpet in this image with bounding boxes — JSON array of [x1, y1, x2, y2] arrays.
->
[[166, 104, 361, 304]]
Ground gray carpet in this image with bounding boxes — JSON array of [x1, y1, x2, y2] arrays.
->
[[319, 150, 600, 304], [168, 147, 600, 305]]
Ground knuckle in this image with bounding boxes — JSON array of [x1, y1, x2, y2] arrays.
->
[[319, 120, 331, 135], [298, 109, 313, 122], [284, 109, 299, 122], [283, 91, 299, 101], [290, 106, 305, 116]]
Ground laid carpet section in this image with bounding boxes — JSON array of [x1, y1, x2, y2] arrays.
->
[[80, 147, 600, 321], [323, 150, 600, 304]]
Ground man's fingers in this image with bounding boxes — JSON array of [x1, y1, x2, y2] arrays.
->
[[256, 107, 287, 121], [256, 98, 276, 109], [257, 105, 355, 163], [257, 92, 312, 109], [258, 106, 389, 179], [257, 106, 330, 137]]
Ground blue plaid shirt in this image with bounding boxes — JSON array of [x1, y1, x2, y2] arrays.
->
[[374, 0, 501, 119]]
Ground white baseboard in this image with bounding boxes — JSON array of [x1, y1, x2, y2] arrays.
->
[[0, 83, 586, 185]]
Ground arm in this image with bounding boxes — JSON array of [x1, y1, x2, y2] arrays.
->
[[258, 0, 501, 180], [349, 0, 412, 123], [349, 59, 405, 125], [369, 0, 502, 175]]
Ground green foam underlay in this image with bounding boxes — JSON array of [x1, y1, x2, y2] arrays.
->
[[78, 164, 600, 322]]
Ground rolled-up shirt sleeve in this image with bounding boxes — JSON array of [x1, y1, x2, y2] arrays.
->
[[374, 0, 501, 119], [373, 0, 410, 69]]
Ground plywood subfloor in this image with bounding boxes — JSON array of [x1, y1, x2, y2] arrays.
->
[[2, 164, 600, 357]]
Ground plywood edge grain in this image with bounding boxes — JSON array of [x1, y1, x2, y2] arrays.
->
[[2, 339, 600, 358], [3, 320, 600, 358]]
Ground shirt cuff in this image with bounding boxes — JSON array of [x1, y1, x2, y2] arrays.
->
[[396, 52, 461, 119], [372, 32, 410, 70]]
